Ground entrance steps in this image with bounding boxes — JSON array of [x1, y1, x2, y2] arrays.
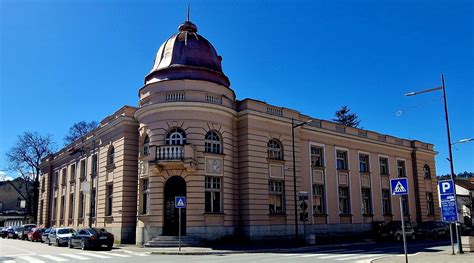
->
[[144, 235, 203, 247]]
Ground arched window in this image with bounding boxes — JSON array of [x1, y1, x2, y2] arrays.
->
[[165, 128, 187, 145], [143, 135, 150, 156], [108, 146, 115, 165], [267, 139, 283, 160], [423, 165, 431, 179], [205, 131, 222, 154]]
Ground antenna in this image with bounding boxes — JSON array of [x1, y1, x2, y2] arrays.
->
[[186, 1, 190, 21]]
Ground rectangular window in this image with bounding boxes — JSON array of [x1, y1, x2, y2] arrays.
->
[[361, 188, 372, 214], [338, 186, 350, 214], [90, 187, 96, 218], [382, 189, 392, 215], [91, 155, 98, 176], [106, 184, 113, 216], [397, 160, 406, 177], [336, 150, 348, 170], [269, 180, 284, 214], [68, 193, 74, 219], [60, 196, 65, 220], [52, 197, 57, 220], [379, 157, 389, 175], [426, 192, 434, 215], [78, 192, 84, 218], [359, 154, 370, 172], [70, 164, 76, 183], [311, 146, 324, 167], [80, 159, 86, 179], [312, 184, 325, 214], [142, 179, 150, 215], [205, 176, 222, 213], [53, 171, 59, 188], [401, 195, 409, 215], [39, 200, 44, 225], [61, 169, 67, 186]]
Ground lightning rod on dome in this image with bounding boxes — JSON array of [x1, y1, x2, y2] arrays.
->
[[186, 1, 190, 22]]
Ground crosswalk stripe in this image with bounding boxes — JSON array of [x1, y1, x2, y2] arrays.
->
[[59, 253, 90, 260], [80, 252, 111, 259], [317, 250, 365, 259], [2, 260, 15, 263], [336, 253, 383, 261], [17, 256, 45, 263], [297, 253, 329, 258], [97, 252, 131, 257], [39, 255, 68, 262]]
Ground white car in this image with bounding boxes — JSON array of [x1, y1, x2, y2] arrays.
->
[[48, 228, 76, 246]]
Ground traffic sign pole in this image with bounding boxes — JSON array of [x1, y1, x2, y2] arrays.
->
[[399, 197, 408, 263], [178, 207, 181, 252], [449, 223, 454, 255]]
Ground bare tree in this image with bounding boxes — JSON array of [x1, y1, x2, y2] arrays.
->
[[6, 132, 54, 222], [332, 105, 361, 128], [64, 121, 98, 145]]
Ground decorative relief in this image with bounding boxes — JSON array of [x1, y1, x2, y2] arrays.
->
[[361, 174, 371, 187], [206, 157, 222, 175], [269, 164, 284, 178], [338, 173, 349, 185], [139, 160, 149, 177], [313, 170, 324, 184]]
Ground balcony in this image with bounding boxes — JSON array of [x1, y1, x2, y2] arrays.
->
[[151, 144, 196, 172]]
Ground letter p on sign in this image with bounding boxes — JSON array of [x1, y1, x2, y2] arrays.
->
[[441, 182, 451, 193], [438, 180, 455, 195]]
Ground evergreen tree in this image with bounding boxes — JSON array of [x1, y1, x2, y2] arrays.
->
[[333, 105, 361, 128]]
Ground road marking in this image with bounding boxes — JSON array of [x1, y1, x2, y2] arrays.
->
[[39, 255, 69, 262], [2, 260, 15, 263], [297, 253, 329, 258], [80, 252, 111, 258], [17, 256, 45, 263], [97, 252, 131, 257], [317, 250, 365, 259], [336, 253, 383, 261], [59, 253, 90, 260], [122, 250, 149, 257]]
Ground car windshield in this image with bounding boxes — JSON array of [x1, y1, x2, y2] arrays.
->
[[57, 229, 75, 234], [90, 228, 108, 234]]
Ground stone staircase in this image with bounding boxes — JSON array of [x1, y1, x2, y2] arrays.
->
[[144, 235, 203, 247]]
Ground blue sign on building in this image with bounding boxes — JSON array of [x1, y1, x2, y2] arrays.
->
[[438, 180, 458, 222], [390, 178, 409, 196], [175, 196, 187, 209]]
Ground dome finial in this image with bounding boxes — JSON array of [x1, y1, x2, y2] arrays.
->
[[186, 1, 190, 22]]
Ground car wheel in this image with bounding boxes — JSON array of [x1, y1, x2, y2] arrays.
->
[[395, 234, 402, 242], [48, 239, 51, 246], [81, 240, 86, 250], [107, 244, 113, 251], [56, 239, 60, 247]]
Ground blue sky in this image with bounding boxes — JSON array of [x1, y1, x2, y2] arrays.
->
[[0, 0, 473, 177]]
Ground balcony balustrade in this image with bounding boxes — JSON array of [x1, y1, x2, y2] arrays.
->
[[149, 144, 196, 172], [157, 145, 184, 160]]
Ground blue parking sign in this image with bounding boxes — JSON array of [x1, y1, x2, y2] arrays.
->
[[390, 178, 409, 196], [175, 196, 186, 209], [438, 180, 458, 222]]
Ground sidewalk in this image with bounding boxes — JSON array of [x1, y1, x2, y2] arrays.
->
[[117, 240, 376, 255], [372, 251, 472, 263]]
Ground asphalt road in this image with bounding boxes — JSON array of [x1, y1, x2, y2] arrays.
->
[[0, 237, 451, 263]]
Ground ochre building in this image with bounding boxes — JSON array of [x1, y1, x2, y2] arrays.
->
[[38, 19, 440, 245]]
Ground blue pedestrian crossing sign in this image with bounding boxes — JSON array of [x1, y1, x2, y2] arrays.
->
[[175, 196, 186, 209], [438, 180, 458, 222], [390, 178, 409, 196]]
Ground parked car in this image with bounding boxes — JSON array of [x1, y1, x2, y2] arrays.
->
[[7, 226, 21, 239], [68, 228, 114, 250], [415, 221, 449, 239], [41, 228, 52, 243], [376, 221, 416, 241], [0, 227, 10, 238], [48, 227, 76, 246], [18, 224, 36, 240], [27, 228, 45, 242]]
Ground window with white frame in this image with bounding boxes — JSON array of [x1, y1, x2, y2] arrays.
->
[[361, 187, 372, 214], [359, 154, 370, 172], [106, 184, 113, 216], [311, 146, 324, 167], [91, 154, 98, 176], [61, 168, 67, 186], [312, 184, 325, 214], [143, 135, 150, 156], [269, 180, 284, 214], [108, 146, 115, 165], [336, 150, 348, 170], [70, 164, 76, 183], [80, 159, 86, 179], [379, 157, 389, 175], [205, 131, 222, 154], [165, 128, 187, 145], [397, 160, 406, 177], [205, 176, 222, 213], [267, 139, 283, 160], [338, 186, 350, 214]]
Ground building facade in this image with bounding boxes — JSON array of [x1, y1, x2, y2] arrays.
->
[[38, 19, 440, 245]]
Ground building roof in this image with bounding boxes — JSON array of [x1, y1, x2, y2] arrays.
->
[[144, 20, 230, 88], [455, 179, 474, 191]]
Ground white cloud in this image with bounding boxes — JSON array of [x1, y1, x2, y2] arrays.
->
[[0, 170, 14, 181]]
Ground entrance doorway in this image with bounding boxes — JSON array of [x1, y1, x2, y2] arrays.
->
[[163, 176, 186, 236]]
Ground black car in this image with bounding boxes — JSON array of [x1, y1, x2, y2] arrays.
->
[[415, 221, 449, 239], [41, 227, 52, 243], [1, 227, 11, 238], [376, 221, 416, 241], [69, 228, 114, 250], [7, 226, 21, 239]]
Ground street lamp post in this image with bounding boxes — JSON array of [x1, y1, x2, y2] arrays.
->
[[291, 118, 312, 241], [405, 73, 463, 254]]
